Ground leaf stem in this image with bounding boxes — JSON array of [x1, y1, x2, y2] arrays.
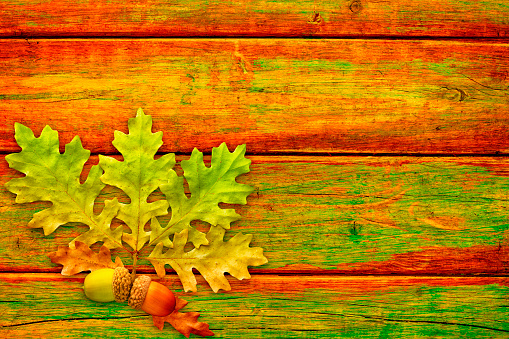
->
[[132, 252, 138, 278]]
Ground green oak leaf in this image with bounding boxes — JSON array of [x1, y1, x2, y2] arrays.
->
[[148, 226, 268, 292], [149, 143, 254, 249], [5, 123, 123, 249], [99, 108, 176, 251]]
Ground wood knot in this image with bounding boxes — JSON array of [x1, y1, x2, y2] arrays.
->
[[349, 0, 363, 13], [308, 12, 323, 24], [442, 86, 468, 102]]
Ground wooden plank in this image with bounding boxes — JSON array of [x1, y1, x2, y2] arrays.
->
[[1, 39, 509, 154], [0, 274, 507, 338], [2, 154, 508, 274], [1, 0, 509, 38]]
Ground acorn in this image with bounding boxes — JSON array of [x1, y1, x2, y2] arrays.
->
[[84, 267, 133, 303], [128, 275, 176, 317]]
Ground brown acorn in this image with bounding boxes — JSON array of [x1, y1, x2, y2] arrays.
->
[[128, 275, 176, 317]]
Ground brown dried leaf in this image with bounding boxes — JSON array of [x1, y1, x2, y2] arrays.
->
[[153, 296, 214, 337], [48, 241, 123, 275]]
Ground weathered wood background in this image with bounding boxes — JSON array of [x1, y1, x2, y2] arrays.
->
[[1, 1, 508, 338]]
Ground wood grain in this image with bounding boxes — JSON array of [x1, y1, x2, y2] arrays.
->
[[2, 2, 509, 336], [1, 0, 509, 38], [1, 39, 509, 155], [0, 274, 507, 338], [2, 154, 508, 274]]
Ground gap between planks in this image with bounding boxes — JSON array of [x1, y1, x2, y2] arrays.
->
[[4, 35, 509, 42], [1, 269, 507, 278], [4, 151, 509, 157], [1, 272, 507, 284]]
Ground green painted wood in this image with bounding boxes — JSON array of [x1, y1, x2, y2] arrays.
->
[[1, 39, 509, 154], [1, 0, 509, 38], [2, 155, 508, 274], [0, 274, 507, 338]]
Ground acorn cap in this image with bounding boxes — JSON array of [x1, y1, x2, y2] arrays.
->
[[112, 267, 132, 302], [84, 267, 134, 303], [128, 275, 151, 310]]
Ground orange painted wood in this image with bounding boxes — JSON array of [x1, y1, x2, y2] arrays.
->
[[1, 0, 509, 38], [2, 39, 509, 155]]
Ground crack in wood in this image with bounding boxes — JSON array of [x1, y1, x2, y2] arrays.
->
[[1, 315, 149, 328], [313, 311, 509, 333]]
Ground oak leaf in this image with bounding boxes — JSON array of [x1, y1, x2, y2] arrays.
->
[[153, 296, 214, 337], [149, 142, 254, 249], [48, 241, 123, 275], [98, 109, 175, 251], [149, 226, 268, 292], [5, 124, 123, 249]]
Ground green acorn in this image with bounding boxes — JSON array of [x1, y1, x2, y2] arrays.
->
[[84, 267, 133, 303]]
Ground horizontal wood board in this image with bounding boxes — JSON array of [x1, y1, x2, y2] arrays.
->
[[0, 274, 508, 338], [2, 154, 508, 274], [1, 0, 509, 38], [1, 39, 509, 154]]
